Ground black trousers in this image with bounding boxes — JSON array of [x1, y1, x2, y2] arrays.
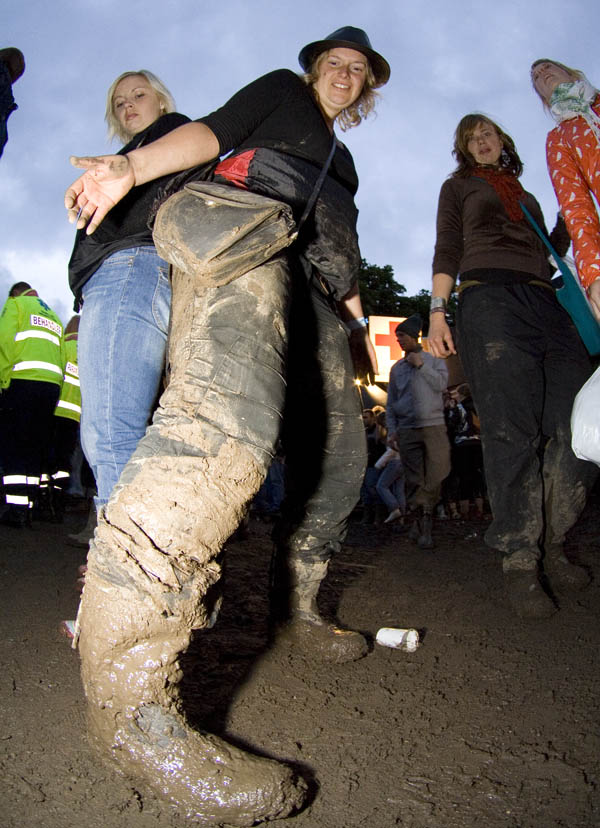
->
[[457, 283, 596, 569], [0, 379, 60, 510]]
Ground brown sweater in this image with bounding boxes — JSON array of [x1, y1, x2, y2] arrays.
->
[[432, 175, 570, 283]]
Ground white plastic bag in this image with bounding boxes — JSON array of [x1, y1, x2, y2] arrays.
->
[[571, 365, 600, 465]]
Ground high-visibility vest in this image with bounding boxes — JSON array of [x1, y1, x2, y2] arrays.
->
[[55, 334, 81, 422], [0, 294, 65, 389]]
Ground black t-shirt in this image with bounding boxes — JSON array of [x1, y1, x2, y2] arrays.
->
[[200, 69, 358, 194], [200, 70, 362, 298], [68, 112, 190, 305]]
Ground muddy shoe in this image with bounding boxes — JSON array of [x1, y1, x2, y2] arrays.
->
[[544, 551, 590, 593], [93, 704, 307, 826], [504, 570, 557, 619], [278, 618, 368, 664]]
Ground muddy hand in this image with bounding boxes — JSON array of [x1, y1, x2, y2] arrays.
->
[[65, 154, 134, 235]]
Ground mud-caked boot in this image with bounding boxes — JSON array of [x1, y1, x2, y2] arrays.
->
[[417, 509, 434, 550], [544, 544, 590, 593], [271, 556, 368, 664], [76, 527, 306, 827], [503, 565, 557, 620]]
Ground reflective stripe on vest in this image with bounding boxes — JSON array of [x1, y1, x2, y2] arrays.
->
[[13, 360, 63, 375], [62, 374, 80, 387], [6, 495, 29, 505], [14, 329, 61, 347], [56, 400, 82, 414], [3, 474, 28, 485]]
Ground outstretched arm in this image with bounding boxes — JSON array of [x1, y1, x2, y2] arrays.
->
[[64, 122, 220, 234]]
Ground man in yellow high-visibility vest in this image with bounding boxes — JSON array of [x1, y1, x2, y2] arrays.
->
[[0, 282, 65, 526]]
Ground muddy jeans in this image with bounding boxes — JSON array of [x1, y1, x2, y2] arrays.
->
[[456, 282, 595, 570], [105, 253, 366, 599], [277, 264, 367, 565]]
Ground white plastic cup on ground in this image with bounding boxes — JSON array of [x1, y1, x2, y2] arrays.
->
[[376, 627, 420, 652]]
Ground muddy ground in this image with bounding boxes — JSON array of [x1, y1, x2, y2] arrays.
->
[[0, 489, 599, 828]]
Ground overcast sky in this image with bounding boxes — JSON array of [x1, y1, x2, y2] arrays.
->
[[0, 0, 597, 324]]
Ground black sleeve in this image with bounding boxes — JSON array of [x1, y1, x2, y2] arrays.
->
[[198, 69, 301, 154]]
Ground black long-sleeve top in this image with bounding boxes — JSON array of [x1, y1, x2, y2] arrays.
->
[[68, 112, 190, 305], [199, 69, 362, 298]]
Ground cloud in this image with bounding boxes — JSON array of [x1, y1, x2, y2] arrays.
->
[[0, 247, 73, 324], [0, 0, 597, 308]]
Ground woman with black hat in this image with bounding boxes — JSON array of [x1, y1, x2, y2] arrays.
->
[[428, 113, 595, 621], [64, 27, 389, 827]]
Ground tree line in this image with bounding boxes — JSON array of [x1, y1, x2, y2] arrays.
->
[[357, 259, 457, 335]]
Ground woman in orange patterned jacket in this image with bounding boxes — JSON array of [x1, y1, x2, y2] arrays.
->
[[531, 59, 600, 321]]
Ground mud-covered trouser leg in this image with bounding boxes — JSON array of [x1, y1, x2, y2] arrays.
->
[[457, 284, 596, 572], [76, 257, 306, 825], [274, 276, 367, 617]]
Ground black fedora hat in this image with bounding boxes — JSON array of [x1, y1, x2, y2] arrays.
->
[[0, 47, 25, 83], [298, 26, 390, 87]]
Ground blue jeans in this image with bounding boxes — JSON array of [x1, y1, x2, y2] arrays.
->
[[360, 466, 382, 506], [78, 247, 171, 506], [376, 458, 406, 513]]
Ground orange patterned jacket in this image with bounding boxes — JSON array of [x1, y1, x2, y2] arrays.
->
[[545, 96, 600, 291]]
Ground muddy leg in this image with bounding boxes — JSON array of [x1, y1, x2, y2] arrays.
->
[[76, 259, 307, 824], [273, 277, 368, 662]]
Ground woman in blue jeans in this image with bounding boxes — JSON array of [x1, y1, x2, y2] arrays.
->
[[69, 70, 189, 506]]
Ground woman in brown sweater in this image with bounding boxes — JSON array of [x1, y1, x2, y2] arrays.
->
[[428, 113, 595, 620]]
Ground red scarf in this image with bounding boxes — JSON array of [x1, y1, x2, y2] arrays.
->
[[471, 167, 525, 221]]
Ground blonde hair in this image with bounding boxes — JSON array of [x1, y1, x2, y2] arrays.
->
[[530, 59, 585, 107], [105, 70, 176, 143], [303, 50, 379, 131]]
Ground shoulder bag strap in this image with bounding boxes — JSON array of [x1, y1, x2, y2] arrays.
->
[[296, 134, 338, 233]]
